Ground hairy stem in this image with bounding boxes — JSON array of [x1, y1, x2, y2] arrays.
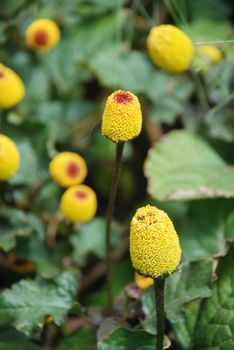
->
[[106, 142, 125, 311], [154, 278, 166, 350]]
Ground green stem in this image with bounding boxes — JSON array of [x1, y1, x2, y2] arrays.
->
[[154, 278, 166, 350], [106, 142, 125, 311]]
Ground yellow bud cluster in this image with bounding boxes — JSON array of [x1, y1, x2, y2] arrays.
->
[[130, 205, 181, 279], [0, 63, 25, 109], [25, 19, 60, 52], [147, 25, 194, 73], [0, 134, 20, 180], [101, 90, 142, 142]]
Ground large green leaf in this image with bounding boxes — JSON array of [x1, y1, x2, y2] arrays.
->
[[144, 130, 234, 200], [193, 245, 234, 350], [89, 49, 153, 93], [97, 327, 156, 350], [141, 259, 212, 335], [56, 325, 96, 350], [0, 271, 79, 335]]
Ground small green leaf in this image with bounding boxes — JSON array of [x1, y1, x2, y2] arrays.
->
[[144, 130, 234, 200], [70, 217, 121, 265], [0, 271, 79, 335], [56, 325, 96, 350]]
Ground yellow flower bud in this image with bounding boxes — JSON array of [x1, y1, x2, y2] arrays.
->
[[49, 152, 87, 187], [101, 90, 142, 142], [0, 63, 25, 109], [5, 254, 34, 274], [60, 184, 97, 223], [130, 205, 181, 279], [196, 45, 223, 64], [147, 25, 194, 73], [0, 134, 20, 180], [25, 19, 60, 52], [135, 272, 153, 289]]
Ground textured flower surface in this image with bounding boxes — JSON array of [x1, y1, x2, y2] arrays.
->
[[135, 272, 153, 289], [130, 205, 181, 279], [49, 152, 87, 187], [60, 184, 97, 223], [101, 90, 142, 142], [25, 18, 60, 52], [0, 134, 20, 180], [0, 63, 25, 109], [196, 45, 223, 64], [147, 25, 194, 73]]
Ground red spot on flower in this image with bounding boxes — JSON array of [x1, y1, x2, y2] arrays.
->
[[75, 191, 88, 199], [67, 162, 80, 178], [0, 71, 4, 79], [114, 91, 133, 104], [14, 258, 30, 266], [34, 30, 49, 46]]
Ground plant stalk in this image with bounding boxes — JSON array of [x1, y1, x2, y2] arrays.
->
[[105, 142, 125, 312], [154, 278, 166, 350]]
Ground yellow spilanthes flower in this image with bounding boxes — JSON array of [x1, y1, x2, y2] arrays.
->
[[130, 205, 181, 279], [147, 24, 194, 73], [0, 63, 25, 109], [135, 272, 153, 289], [25, 18, 60, 52], [196, 45, 223, 64], [0, 134, 20, 180], [101, 90, 142, 142], [5, 254, 34, 274], [49, 152, 87, 187], [60, 184, 97, 223]]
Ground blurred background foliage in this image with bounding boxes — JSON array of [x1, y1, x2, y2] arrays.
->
[[0, 0, 234, 349]]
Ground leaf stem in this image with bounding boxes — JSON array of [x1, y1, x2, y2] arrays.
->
[[106, 142, 125, 312], [154, 277, 166, 350]]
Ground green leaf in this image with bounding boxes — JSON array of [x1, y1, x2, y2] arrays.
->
[[97, 327, 156, 350], [89, 49, 153, 93], [56, 325, 96, 350], [10, 140, 38, 186], [193, 245, 234, 350], [0, 338, 41, 350], [144, 130, 234, 200], [0, 209, 44, 252], [141, 259, 212, 335], [187, 19, 232, 41], [0, 271, 79, 335], [70, 217, 122, 265]]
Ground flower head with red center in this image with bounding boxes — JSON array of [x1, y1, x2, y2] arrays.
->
[[6, 254, 34, 274], [0, 63, 25, 109], [101, 90, 142, 142], [60, 184, 97, 223], [49, 152, 87, 187], [25, 19, 60, 52]]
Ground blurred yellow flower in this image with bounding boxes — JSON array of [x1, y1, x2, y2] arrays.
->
[[0, 134, 20, 180], [60, 184, 97, 223], [196, 45, 223, 64], [135, 272, 153, 289], [6, 254, 34, 274], [49, 152, 87, 187], [0, 63, 25, 109], [147, 25, 194, 73], [101, 90, 142, 142], [130, 205, 181, 279], [25, 18, 60, 52]]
